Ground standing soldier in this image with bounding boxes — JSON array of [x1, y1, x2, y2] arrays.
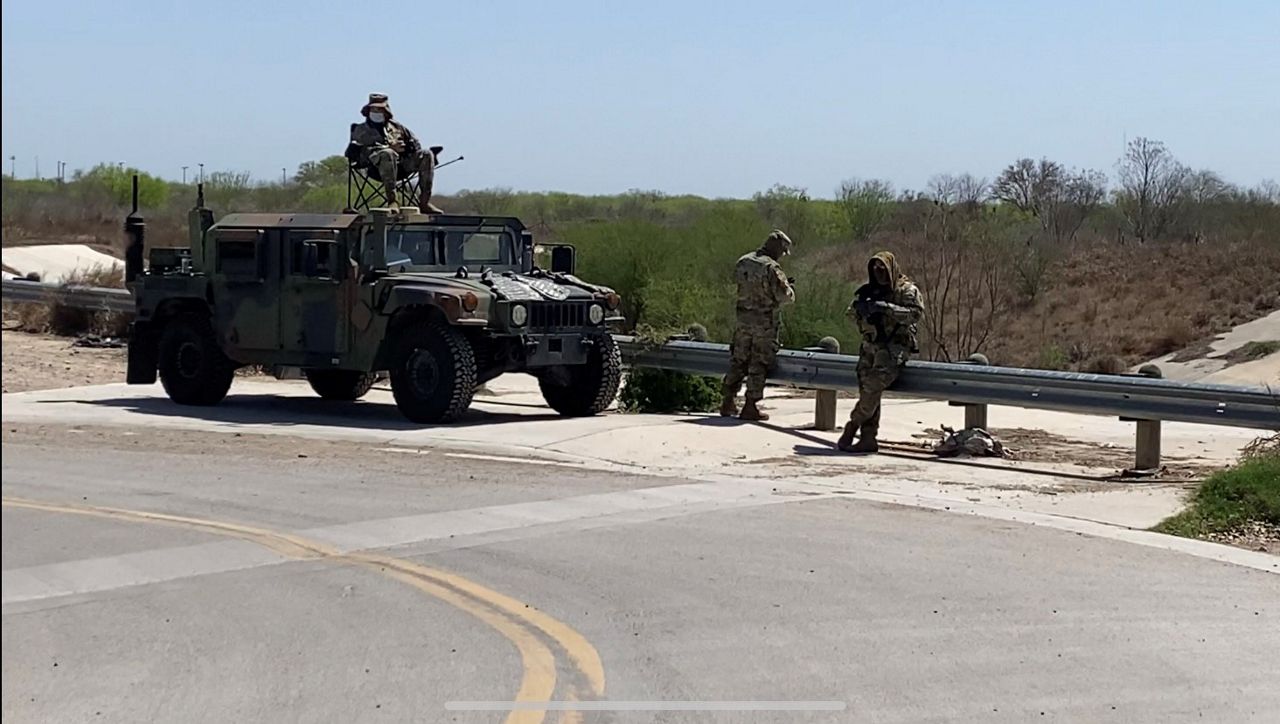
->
[[838, 251, 924, 453], [721, 230, 796, 421]]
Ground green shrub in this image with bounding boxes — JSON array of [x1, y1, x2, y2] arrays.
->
[[619, 368, 721, 414], [1153, 456, 1280, 537], [1036, 344, 1069, 370]]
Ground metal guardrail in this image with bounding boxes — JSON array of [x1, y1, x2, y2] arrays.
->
[[616, 337, 1280, 431], [2, 279, 134, 314], [4, 279, 1276, 433]]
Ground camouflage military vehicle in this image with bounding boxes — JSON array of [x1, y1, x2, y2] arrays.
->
[[124, 187, 624, 423]]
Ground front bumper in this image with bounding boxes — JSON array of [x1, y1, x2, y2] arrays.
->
[[519, 333, 593, 367]]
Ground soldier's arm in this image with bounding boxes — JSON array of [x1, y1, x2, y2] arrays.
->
[[846, 284, 870, 321], [772, 265, 795, 306], [398, 122, 422, 153], [845, 298, 860, 321], [350, 124, 385, 150], [884, 284, 924, 324]]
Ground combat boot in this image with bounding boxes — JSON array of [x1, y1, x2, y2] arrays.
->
[[719, 395, 738, 417], [739, 399, 769, 421], [383, 181, 400, 211], [419, 190, 444, 214], [845, 434, 879, 454], [836, 422, 858, 451]]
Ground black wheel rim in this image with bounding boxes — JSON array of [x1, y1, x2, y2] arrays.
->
[[406, 349, 442, 399], [176, 341, 203, 379]]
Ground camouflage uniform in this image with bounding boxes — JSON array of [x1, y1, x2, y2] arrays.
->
[[722, 230, 795, 420], [838, 251, 924, 453], [349, 93, 439, 212]]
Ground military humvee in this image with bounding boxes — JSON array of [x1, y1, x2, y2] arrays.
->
[[124, 186, 624, 423]]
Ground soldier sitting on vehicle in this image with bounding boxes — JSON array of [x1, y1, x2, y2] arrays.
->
[[347, 93, 442, 213]]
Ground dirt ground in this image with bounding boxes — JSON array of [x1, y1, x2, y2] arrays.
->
[[2, 328, 126, 394]]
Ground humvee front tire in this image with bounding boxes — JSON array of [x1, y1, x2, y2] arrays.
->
[[157, 315, 235, 406], [539, 334, 622, 417], [389, 320, 477, 423], [305, 370, 378, 401]]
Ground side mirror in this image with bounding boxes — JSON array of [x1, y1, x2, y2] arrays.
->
[[550, 245, 576, 275]]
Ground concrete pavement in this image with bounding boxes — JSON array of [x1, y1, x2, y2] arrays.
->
[[3, 434, 1277, 723], [1145, 308, 1280, 387], [0, 374, 1267, 536]]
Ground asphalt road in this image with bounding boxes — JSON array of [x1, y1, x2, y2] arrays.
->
[[3, 430, 1277, 723]]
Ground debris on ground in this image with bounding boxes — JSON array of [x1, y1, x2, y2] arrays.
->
[[1118, 465, 1171, 479], [1204, 521, 1280, 554], [72, 334, 127, 349], [931, 426, 1010, 458]]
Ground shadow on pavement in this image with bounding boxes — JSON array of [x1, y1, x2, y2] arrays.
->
[[678, 415, 749, 428], [682, 412, 1113, 482], [40, 393, 562, 430]]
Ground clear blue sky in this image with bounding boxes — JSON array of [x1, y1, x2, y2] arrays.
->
[[2, 0, 1276, 198]]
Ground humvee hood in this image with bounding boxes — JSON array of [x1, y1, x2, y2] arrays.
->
[[389, 271, 606, 302], [484, 273, 598, 301]]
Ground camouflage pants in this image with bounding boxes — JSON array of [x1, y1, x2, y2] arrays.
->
[[367, 146, 435, 204], [723, 326, 779, 403], [847, 343, 909, 437]]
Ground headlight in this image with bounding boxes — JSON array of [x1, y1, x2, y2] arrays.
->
[[460, 292, 479, 313], [589, 304, 605, 325], [604, 292, 620, 310], [510, 304, 528, 326]]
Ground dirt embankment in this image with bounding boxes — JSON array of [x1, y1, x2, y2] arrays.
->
[[1, 329, 126, 393]]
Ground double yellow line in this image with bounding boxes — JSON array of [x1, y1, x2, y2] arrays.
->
[[3, 496, 605, 724]]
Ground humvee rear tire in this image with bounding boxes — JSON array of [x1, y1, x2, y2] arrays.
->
[[539, 333, 622, 417], [389, 320, 476, 423], [305, 370, 377, 401], [157, 315, 235, 406]]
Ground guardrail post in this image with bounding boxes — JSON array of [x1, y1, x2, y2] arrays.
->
[[949, 353, 990, 429], [1128, 364, 1164, 472], [813, 336, 840, 431]]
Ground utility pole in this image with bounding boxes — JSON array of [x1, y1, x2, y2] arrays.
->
[[198, 163, 204, 183], [182, 166, 188, 184], [282, 167, 287, 184], [8, 156, 14, 178], [35, 156, 40, 179]]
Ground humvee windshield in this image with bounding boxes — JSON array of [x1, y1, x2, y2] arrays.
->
[[383, 225, 520, 272]]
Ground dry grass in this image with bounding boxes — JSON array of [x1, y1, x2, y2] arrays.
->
[[1219, 340, 1280, 364], [813, 236, 1280, 369], [986, 241, 1280, 368]]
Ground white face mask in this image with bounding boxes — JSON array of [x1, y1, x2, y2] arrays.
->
[[368, 112, 386, 123]]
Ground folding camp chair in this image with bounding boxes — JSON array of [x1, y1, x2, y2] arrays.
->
[[342, 125, 441, 212]]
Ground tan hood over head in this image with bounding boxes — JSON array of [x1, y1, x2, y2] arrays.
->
[[867, 250, 908, 289]]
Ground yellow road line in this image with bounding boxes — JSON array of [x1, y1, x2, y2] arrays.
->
[[351, 552, 606, 698], [3, 496, 609, 724]]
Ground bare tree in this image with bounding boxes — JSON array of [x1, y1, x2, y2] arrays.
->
[[905, 204, 1010, 362], [1254, 179, 1280, 204], [927, 173, 989, 209], [836, 178, 894, 241], [1184, 169, 1230, 205], [993, 158, 1105, 243], [991, 158, 1041, 212], [1115, 137, 1190, 242]]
